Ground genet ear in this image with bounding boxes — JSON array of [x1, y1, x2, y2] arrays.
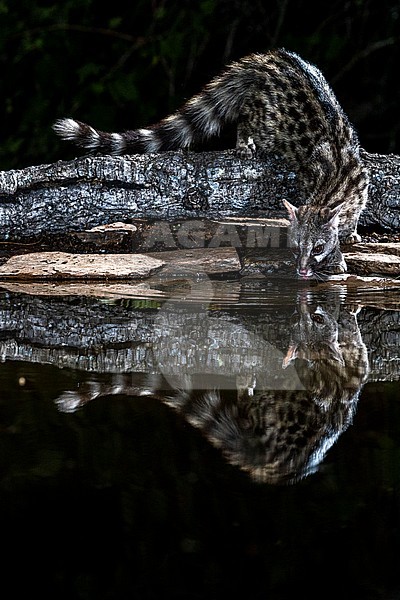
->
[[282, 199, 298, 222], [282, 343, 298, 369], [327, 202, 345, 228]]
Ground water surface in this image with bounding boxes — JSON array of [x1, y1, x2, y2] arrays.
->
[[1, 278, 400, 599]]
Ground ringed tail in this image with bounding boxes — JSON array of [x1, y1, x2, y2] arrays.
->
[[52, 55, 261, 155]]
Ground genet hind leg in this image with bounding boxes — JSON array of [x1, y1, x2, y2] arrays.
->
[[236, 120, 257, 159]]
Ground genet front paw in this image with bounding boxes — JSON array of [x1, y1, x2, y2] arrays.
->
[[318, 258, 347, 276], [331, 262, 347, 274], [342, 232, 361, 244]]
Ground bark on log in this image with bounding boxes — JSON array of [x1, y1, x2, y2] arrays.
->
[[0, 148, 399, 240]]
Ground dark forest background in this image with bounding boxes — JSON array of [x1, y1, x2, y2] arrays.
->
[[2, 0, 400, 170]]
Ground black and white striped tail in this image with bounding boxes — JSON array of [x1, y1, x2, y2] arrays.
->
[[52, 118, 133, 154], [52, 55, 256, 154], [52, 115, 200, 155]]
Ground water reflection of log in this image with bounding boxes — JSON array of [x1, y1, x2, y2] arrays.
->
[[0, 283, 398, 381]]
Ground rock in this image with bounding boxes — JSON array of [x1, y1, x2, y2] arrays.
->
[[344, 249, 400, 276], [147, 247, 241, 276], [0, 251, 165, 280]]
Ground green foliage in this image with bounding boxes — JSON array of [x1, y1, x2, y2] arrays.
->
[[1, 0, 400, 169]]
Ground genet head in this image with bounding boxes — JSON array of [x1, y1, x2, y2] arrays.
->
[[283, 199, 345, 279]]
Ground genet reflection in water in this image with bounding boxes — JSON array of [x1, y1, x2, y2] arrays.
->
[[55, 289, 370, 485]]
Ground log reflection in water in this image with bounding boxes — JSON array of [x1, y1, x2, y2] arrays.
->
[[0, 280, 398, 380]]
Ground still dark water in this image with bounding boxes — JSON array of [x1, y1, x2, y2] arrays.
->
[[1, 277, 400, 600]]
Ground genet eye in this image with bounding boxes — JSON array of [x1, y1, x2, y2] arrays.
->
[[312, 243, 324, 255]]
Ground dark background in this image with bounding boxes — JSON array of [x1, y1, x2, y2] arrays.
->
[[2, 0, 400, 170]]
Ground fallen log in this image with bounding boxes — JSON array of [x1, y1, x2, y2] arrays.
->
[[0, 149, 400, 240]]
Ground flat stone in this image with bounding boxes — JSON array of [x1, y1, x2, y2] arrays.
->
[[344, 250, 400, 275], [347, 242, 400, 256], [0, 252, 165, 280], [87, 222, 137, 232], [147, 247, 241, 275]]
